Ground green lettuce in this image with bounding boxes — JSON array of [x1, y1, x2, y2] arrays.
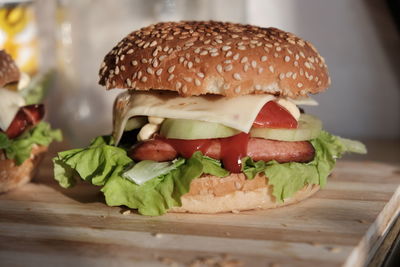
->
[[0, 121, 62, 165], [53, 131, 365, 216], [53, 136, 229, 215]]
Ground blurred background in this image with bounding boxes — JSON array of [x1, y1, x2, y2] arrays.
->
[[0, 0, 399, 162]]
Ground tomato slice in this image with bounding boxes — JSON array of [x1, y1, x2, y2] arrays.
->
[[253, 101, 298, 129]]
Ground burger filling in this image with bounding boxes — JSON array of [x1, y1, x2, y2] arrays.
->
[[0, 74, 62, 165], [53, 91, 366, 216]]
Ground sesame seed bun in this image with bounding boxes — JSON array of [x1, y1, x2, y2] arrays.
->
[[0, 145, 47, 193], [99, 21, 330, 97], [170, 173, 320, 213], [0, 50, 20, 88]]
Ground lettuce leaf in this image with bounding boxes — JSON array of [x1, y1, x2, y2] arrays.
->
[[0, 121, 62, 165], [53, 138, 229, 216], [53, 131, 364, 216], [242, 131, 363, 202]]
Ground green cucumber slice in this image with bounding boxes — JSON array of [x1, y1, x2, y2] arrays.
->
[[160, 118, 240, 140], [250, 114, 322, 141]]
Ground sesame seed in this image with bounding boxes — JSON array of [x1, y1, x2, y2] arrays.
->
[[222, 46, 231, 51], [243, 64, 249, 72], [235, 86, 241, 93], [168, 74, 174, 81], [176, 82, 182, 89], [255, 85, 261, 90], [274, 53, 279, 58], [150, 40, 157, 47], [318, 81, 322, 86], [211, 52, 219, 57], [300, 52, 305, 58], [152, 60, 159, 68], [223, 84, 230, 90], [210, 48, 218, 53], [284, 56, 290, 62], [182, 85, 188, 93], [216, 64, 223, 73], [295, 54, 300, 60], [233, 73, 242, 81], [292, 73, 297, 79], [179, 57, 184, 63], [156, 68, 163, 76], [305, 62, 311, 69], [120, 55, 125, 61], [309, 75, 314, 81], [233, 53, 240, 60], [279, 73, 285, 80], [294, 61, 299, 67], [126, 78, 131, 86], [251, 60, 257, 68], [224, 64, 233, 71], [143, 42, 150, 48], [115, 66, 120, 75], [238, 45, 246, 50], [241, 57, 248, 63], [276, 47, 282, 52], [200, 50, 208, 56], [141, 76, 147, 82], [286, 72, 292, 78], [197, 72, 205, 78], [163, 46, 169, 52], [159, 55, 166, 61], [297, 82, 303, 88], [226, 51, 233, 57], [258, 67, 264, 74], [183, 77, 193, 82], [146, 67, 154, 75], [194, 48, 201, 54], [141, 58, 148, 64], [187, 61, 193, 69], [269, 65, 274, 73], [224, 60, 232, 64], [168, 66, 175, 73], [195, 79, 201, 86], [261, 56, 267, 62]]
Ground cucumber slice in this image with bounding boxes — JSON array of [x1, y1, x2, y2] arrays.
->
[[125, 116, 147, 131], [160, 118, 240, 140], [250, 114, 322, 141]]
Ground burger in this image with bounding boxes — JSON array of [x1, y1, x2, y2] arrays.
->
[[53, 21, 365, 216], [0, 50, 62, 193]]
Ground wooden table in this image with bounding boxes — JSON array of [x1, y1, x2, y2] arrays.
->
[[0, 146, 399, 267]]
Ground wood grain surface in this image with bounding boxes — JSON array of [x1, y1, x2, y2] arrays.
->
[[0, 150, 399, 267]]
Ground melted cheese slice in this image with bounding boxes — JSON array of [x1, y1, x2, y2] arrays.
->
[[0, 88, 26, 131], [113, 91, 275, 143]]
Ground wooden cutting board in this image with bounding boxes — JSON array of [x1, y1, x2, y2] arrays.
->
[[0, 152, 399, 267]]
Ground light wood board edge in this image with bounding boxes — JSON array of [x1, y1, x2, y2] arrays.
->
[[344, 184, 400, 267]]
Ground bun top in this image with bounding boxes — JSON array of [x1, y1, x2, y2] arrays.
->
[[99, 21, 330, 97], [0, 50, 20, 88]]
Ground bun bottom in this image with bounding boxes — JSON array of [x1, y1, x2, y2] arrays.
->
[[0, 145, 47, 193], [170, 173, 320, 214]]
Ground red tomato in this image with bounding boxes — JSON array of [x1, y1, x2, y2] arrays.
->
[[253, 101, 298, 129]]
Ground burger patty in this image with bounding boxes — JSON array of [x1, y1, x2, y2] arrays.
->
[[129, 138, 315, 163]]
